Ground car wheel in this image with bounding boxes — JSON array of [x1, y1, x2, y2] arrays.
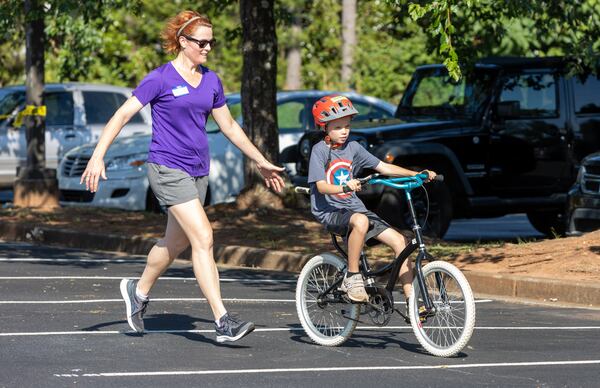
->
[[146, 188, 164, 214], [527, 211, 566, 237], [375, 180, 452, 239]]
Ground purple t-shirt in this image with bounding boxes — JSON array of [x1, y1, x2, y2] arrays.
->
[[132, 62, 226, 177]]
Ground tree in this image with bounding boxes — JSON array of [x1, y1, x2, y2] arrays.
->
[[389, 0, 600, 80], [341, 0, 357, 89], [239, 0, 280, 204], [0, 0, 141, 207], [12, 0, 57, 208], [284, 14, 303, 90]]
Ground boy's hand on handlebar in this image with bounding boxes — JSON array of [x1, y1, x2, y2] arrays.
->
[[257, 160, 286, 193], [419, 169, 437, 182], [346, 179, 362, 192]]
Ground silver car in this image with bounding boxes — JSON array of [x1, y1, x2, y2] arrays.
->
[[0, 83, 151, 188]]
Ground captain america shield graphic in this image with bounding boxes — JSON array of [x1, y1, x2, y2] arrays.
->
[[326, 159, 353, 198]]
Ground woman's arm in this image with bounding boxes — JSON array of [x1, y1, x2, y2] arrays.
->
[[81, 96, 144, 192], [211, 104, 285, 192]]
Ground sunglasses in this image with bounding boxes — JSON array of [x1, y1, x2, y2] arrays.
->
[[184, 35, 216, 49]]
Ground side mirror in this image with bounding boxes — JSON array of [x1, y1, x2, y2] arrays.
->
[[496, 100, 520, 119]]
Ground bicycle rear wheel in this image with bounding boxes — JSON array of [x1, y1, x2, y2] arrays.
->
[[408, 260, 475, 357], [295, 253, 359, 346]]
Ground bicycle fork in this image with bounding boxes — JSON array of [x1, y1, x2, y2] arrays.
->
[[404, 189, 435, 311]]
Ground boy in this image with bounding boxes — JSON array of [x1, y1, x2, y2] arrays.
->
[[307, 94, 436, 303]]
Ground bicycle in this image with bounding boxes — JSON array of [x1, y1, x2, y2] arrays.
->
[[294, 173, 476, 357]]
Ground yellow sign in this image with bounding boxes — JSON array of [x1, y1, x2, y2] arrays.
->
[[13, 105, 47, 127]]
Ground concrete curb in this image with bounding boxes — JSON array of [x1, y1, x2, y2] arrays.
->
[[1, 222, 597, 307]]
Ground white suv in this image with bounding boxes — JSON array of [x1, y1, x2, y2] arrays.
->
[[0, 83, 151, 188]]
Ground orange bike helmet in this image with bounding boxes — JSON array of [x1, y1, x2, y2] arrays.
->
[[312, 94, 359, 130]]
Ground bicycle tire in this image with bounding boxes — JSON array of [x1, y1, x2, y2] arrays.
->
[[295, 253, 359, 346], [408, 260, 476, 357]]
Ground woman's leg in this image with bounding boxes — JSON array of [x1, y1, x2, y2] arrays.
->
[[167, 198, 227, 320], [347, 213, 369, 272], [375, 228, 413, 298], [136, 211, 190, 295]]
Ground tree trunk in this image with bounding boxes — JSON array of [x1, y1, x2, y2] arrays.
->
[[14, 0, 59, 208], [284, 17, 302, 90], [341, 0, 357, 89], [239, 0, 279, 188]]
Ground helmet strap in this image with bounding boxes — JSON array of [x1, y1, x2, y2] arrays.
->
[[324, 135, 342, 149]]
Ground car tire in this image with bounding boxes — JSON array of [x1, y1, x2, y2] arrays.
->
[[375, 180, 452, 239], [527, 211, 566, 237]]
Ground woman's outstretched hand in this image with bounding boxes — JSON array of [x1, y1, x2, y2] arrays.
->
[[257, 160, 286, 193], [80, 157, 107, 193]]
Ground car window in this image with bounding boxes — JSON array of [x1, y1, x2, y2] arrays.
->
[[0, 90, 25, 123], [46, 92, 74, 126], [83, 91, 144, 125], [277, 100, 305, 132], [371, 105, 394, 119], [351, 101, 371, 121], [113, 93, 145, 123], [499, 73, 558, 118], [573, 74, 600, 115], [206, 100, 242, 133], [411, 76, 466, 108]]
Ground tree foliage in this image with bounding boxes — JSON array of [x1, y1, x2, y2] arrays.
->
[[0, 0, 436, 103], [4, 1, 596, 103], [391, 0, 600, 80]]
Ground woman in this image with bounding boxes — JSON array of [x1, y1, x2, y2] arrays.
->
[[81, 10, 284, 343]]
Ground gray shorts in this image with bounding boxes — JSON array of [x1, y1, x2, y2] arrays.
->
[[325, 209, 391, 244], [147, 162, 208, 209]]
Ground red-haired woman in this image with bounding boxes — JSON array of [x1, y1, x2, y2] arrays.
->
[[81, 10, 284, 343]]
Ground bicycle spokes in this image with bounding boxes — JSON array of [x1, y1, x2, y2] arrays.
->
[[409, 261, 476, 357], [296, 254, 359, 346]]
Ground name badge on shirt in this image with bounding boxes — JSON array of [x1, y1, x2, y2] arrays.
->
[[172, 85, 189, 97]]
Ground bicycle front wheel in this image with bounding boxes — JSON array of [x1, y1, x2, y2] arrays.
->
[[408, 260, 476, 357], [295, 253, 359, 346]]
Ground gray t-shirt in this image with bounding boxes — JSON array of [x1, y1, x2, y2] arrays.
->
[[308, 140, 381, 225]]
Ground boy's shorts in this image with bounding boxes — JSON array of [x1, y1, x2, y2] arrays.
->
[[325, 209, 391, 244], [147, 162, 208, 211]]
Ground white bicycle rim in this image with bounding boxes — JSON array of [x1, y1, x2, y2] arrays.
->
[[409, 260, 476, 357], [295, 253, 359, 346]]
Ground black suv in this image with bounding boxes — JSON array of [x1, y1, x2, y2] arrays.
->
[[296, 57, 600, 238]]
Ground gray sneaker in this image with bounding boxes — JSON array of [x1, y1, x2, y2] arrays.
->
[[215, 313, 255, 343], [120, 279, 148, 333], [340, 273, 369, 302]]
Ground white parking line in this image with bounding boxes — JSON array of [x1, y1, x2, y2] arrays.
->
[[0, 258, 145, 264], [0, 276, 297, 283], [53, 359, 600, 377], [0, 298, 493, 304], [0, 297, 297, 304], [3, 325, 600, 337]]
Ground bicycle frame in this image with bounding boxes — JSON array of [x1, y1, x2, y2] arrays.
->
[[320, 174, 436, 310]]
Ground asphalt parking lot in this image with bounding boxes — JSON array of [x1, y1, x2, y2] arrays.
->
[[1, 241, 600, 388]]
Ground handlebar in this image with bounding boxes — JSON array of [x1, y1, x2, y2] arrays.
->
[[294, 173, 443, 195]]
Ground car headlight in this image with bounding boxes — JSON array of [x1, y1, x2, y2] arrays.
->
[[300, 138, 312, 160], [105, 153, 147, 171], [576, 165, 586, 184]]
